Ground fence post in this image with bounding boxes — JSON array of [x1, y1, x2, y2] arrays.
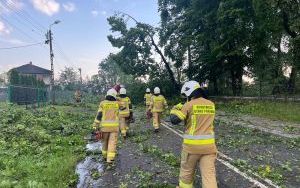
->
[[7, 85, 11, 103], [37, 87, 40, 107]]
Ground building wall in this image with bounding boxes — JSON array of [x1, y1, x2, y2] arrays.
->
[[20, 74, 51, 85], [36, 74, 51, 85]]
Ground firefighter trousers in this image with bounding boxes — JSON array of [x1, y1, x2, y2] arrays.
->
[[101, 132, 118, 163], [179, 152, 217, 188], [152, 112, 161, 130], [120, 117, 129, 137]]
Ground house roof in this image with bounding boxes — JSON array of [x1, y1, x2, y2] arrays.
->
[[13, 62, 52, 75]]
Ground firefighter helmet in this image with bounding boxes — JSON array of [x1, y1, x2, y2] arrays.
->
[[120, 88, 126, 95], [106, 88, 117, 99], [154, 87, 160, 94], [181, 81, 201, 97]]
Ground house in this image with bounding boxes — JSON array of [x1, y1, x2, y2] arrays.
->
[[11, 62, 52, 85]]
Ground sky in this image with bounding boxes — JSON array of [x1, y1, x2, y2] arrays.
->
[[0, 0, 160, 78]]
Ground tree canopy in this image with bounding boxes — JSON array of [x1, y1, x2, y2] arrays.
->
[[104, 0, 300, 97]]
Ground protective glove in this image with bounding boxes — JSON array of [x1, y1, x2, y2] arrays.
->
[[92, 122, 100, 130]]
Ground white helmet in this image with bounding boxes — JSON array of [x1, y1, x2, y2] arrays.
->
[[154, 87, 160, 94], [120, 88, 126, 95], [106, 88, 117, 99], [146, 88, 150, 93], [181, 81, 200, 97], [120, 84, 125, 88]]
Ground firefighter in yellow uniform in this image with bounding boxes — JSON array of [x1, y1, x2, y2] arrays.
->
[[148, 87, 168, 132], [144, 88, 152, 111], [74, 89, 82, 103], [170, 81, 218, 188], [93, 88, 120, 163], [118, 88, 133, 138]]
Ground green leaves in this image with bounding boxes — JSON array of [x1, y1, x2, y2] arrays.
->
[[107, 15, 156, 78], [0, 104, 94, 187]]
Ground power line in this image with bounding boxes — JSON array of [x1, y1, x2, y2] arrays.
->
[[1, 2, 44, 36], [0, 15, 41, 43], [4, 1, 45, 34], [0, 42, 43, 50], [10, 1, 47, 30], [53, 40, 78, 68]]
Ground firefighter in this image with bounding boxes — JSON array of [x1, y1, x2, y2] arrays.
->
[[118, 88, 133, 138], [148, 87, 168, 132], [170, 81, 217, 188], [93, 88, 120, 163], [113, 84, 121, 97], [144, 88, 152, 111], [74, 89, 82, 103]]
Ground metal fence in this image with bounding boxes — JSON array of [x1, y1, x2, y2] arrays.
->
[[7, 85, 48, 106], [0, 87, 7, 102], [54, 90, 75, 104]]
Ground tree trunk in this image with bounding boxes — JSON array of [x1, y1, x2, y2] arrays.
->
[[288, 66, 297, 94], [282, 10, 298, 94], [231, 70, 237, 96], [272, 37, 282, 95], [120, 12, 180, 92], [150, 37, 180, 91], [212, 76, 219, 95], [230, 57, 243, 96], [187, 45, 193, 80]]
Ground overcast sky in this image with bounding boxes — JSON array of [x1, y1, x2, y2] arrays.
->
[[0, 0, 160, 78]]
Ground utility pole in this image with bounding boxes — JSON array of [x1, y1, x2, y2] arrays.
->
[[45, 20, 60, 104], [46, 30, 55, 104]]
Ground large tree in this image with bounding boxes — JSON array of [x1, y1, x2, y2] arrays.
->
[[57, 67, 80, 90], [107, 13, 180, 91]]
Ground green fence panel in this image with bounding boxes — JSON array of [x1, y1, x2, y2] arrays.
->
[[8, 84, 49, 105]]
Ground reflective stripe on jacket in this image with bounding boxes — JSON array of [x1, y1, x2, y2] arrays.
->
[[144, 93, 152, 105], [97, 100, 120, 132], [118, 97, 131, 117], [171, 98, 217, 154], [149, 95, 167, 112]]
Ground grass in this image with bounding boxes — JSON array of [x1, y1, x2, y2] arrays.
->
[[232, 159, 285, 185], [215, 119, 300, 187], [216, 100, 300, 123], [0, 103, 95, 187], [137, 144, 180, 168], [120, 167, 175, 188]]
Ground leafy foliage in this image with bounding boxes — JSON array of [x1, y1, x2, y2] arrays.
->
[[57, 67, 81, 90], [0, 103, 94, 187], [9, 69, 45, 88]]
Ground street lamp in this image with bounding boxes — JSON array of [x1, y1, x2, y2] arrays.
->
[[47, 20, 61, 104], [50, 20, 61, 29]]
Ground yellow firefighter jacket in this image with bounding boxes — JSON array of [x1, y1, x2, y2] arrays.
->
[[118, 96, 132, 118], [74, 90, 81, 100], [171, 97, 217, 154], [144, 93, 152, 105], [95, 100, 120, 132], [149, 95, 168, 113]]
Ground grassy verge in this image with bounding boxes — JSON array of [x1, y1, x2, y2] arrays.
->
[[0, 103, 95, 187], [216, 100, 300, 123], [215, 119, 300, 186]]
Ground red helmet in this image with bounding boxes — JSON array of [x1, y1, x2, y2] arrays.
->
[[113, 84, 121, 93]]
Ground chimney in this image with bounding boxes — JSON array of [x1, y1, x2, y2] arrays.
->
[[29, 61, 32, 65]]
